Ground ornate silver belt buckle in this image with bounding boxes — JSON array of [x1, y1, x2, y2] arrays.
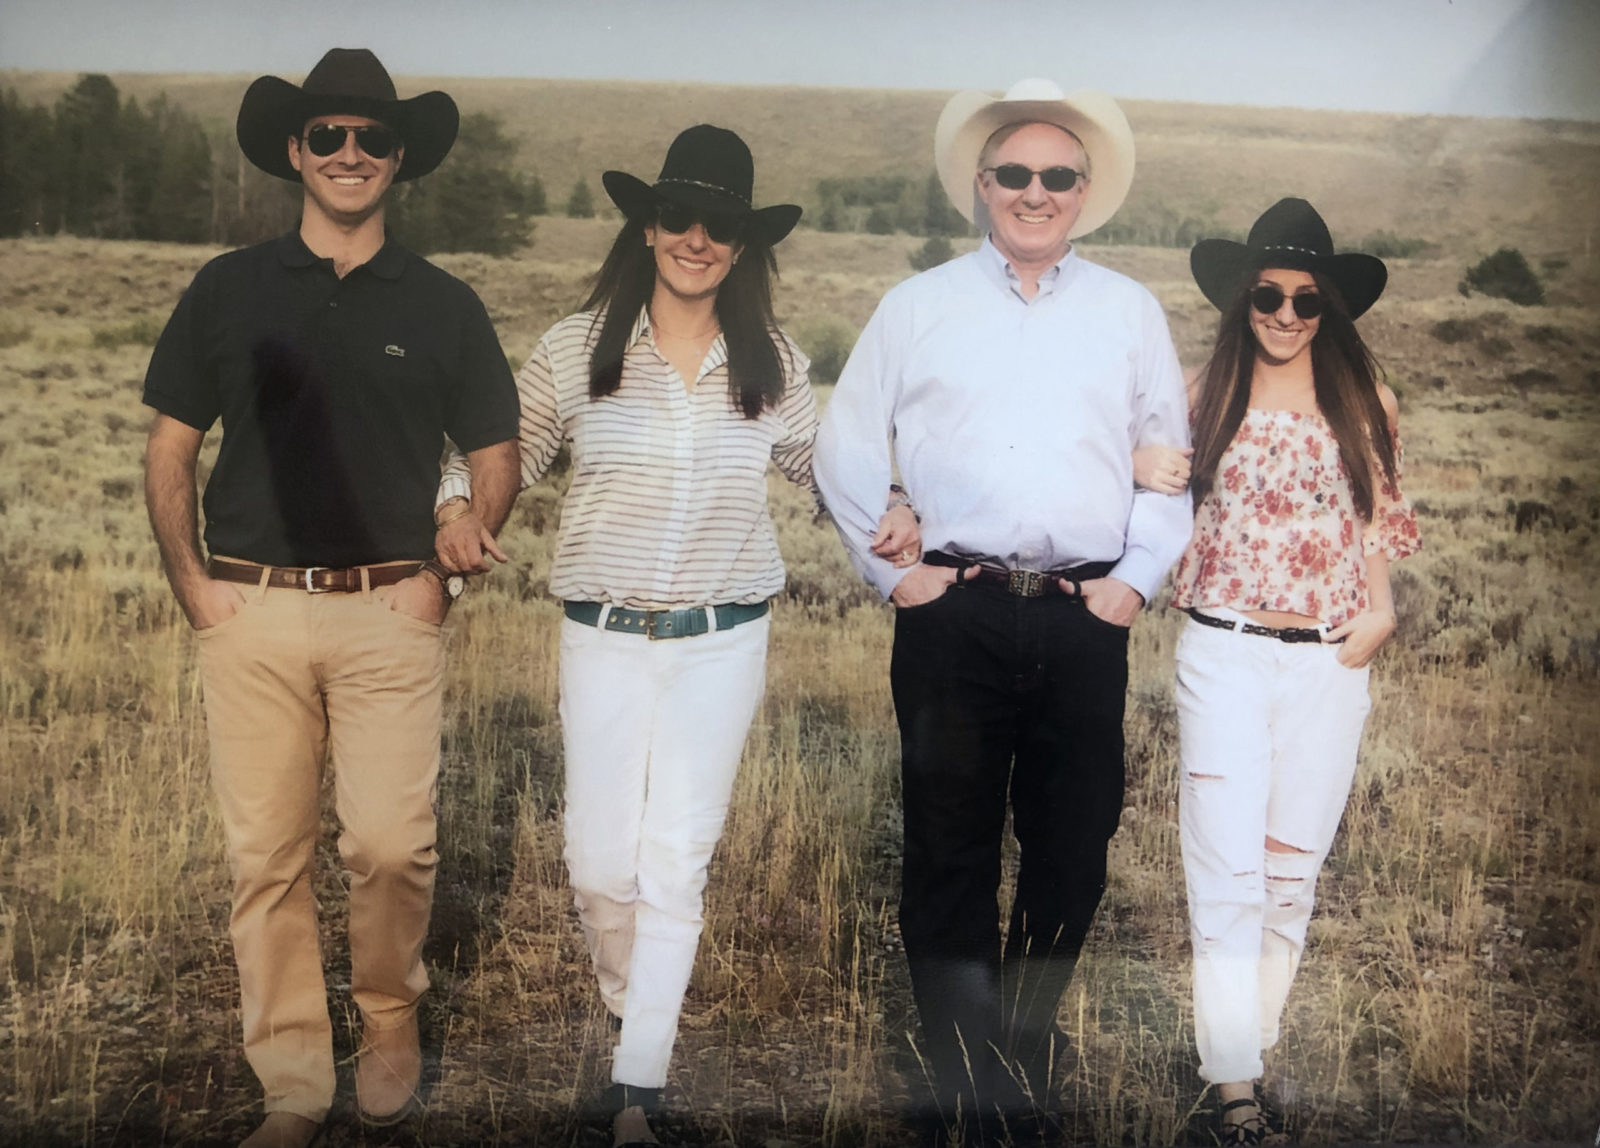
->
[[1007, 568, 1048, 597]]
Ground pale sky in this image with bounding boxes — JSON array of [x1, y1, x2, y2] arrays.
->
[[1, 0, 1597, 120]]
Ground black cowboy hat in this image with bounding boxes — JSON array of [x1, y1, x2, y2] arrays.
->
[[602, 125, 802, 245], [1190, 198, 1388, 319], [236, 48, 459, 183]]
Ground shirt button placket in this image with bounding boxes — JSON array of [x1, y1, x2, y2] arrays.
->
[[658, 379, 693, 601]]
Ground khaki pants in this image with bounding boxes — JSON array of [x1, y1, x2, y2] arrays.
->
[[196, 580, 444, 1121]]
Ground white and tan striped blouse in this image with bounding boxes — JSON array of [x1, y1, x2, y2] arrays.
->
[[440, 306, 816, 609]]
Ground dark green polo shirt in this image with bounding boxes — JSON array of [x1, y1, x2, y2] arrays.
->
[[143, 232, 518, 568]]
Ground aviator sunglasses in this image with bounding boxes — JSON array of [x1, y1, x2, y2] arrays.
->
[[303, 123, 399, 160], [1249, 284, 1324, 320], [656, 202, 744, 245], [983, 164, 1086, 193]]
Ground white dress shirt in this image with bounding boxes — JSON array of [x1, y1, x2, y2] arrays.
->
[[815, 239, 1192, 601]]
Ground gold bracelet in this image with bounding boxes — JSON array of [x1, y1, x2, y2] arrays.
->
[[434, 499, 472, 528]]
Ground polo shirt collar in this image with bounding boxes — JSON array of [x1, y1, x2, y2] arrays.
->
[[977, 236, 1079, 300], [274, 229, 408, 280]]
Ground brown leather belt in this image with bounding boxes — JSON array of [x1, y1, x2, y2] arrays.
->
[[207, 557, 424, 593]]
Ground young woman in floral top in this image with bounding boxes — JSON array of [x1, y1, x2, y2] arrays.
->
[[1135, 198, 1419, 1145]]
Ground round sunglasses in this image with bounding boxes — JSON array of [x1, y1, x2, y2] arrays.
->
[[303, 123, 399, 160], [656, 202, 743, 245], [983, 164, 1086, 193], [1250, 284, 1323, 320]]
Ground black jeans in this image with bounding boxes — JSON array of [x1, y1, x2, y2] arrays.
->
[[890, 580, 1129, 1121]]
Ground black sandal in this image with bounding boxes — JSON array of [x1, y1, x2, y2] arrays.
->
[[1218, 1097, 1267, 1147], [1253, 1081, 1289, 1144]]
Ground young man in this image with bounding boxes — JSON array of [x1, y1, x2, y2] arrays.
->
[[142, 49, 519, 1148], [816, 79, 1192, 1137]]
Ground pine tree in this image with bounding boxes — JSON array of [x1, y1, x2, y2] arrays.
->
[[389, 112, 536, 255], [0, 89, 54, 236], [53, 74, 123, 235], [923, 171, 966, 238], [565, 177, 595, 219]]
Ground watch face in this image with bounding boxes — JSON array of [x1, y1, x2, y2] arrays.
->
[[446, 575, 467, 600]]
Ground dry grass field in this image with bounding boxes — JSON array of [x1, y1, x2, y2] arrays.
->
[[2, 82, 1599, 1147]]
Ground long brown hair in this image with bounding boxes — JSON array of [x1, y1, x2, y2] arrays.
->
[[580, 216, 789, 419], [1189, 270, 1399, 520]]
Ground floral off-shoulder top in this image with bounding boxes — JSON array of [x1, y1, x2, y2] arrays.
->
[[1170, 408, 1421, 628]]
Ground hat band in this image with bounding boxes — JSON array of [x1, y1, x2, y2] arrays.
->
[[1261, 243, 1326, 257], [656, 177, 750, 207]]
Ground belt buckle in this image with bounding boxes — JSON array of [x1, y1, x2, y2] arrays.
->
[[303, 567, 331, 593], [1007, 568, 1047, 597]]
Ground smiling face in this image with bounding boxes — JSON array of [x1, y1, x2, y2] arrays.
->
[[287, 113, 402, 228], [1248, 268, 1321, 368], [644, 213, 743, 306], [976, 121, 1088, 275]]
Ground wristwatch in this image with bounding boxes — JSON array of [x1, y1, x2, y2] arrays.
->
[[419, 560, 467, 603]]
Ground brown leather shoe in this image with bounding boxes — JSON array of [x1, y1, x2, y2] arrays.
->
[[239, 1112, 321, 1148], [355, 1013, 422, 1124]]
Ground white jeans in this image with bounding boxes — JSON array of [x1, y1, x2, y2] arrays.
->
[[558, 610, 770, 1088], [1175, 609, 1371, 1084]]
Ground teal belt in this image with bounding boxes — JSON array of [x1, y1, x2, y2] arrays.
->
[[563, 599, 769, 639]]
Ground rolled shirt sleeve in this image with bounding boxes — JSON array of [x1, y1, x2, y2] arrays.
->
[[816, 293, 910, 598]]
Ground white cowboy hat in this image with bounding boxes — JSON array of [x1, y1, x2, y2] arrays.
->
[[934, 78, 1135, 239]]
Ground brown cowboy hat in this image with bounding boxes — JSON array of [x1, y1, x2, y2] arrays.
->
[[236, 48, 458, 183], [1190, 198, 1388, 318], [602, 125, 802, 245]]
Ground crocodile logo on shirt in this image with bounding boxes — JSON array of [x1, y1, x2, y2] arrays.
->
[[385, 344, 405, 357]]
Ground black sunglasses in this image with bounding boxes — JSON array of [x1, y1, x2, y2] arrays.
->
[[983, 164, 1086, 193], [1250, 285, 1323, 320], [655, 202, 744, 245], [303, 123, 399, 160]]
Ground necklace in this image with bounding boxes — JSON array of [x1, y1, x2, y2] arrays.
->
[[650, 310, 719, 342]]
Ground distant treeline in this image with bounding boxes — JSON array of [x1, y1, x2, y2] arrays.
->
[[811, 172, 1256, 248], [814, 172, 970, 237], [0, 74, 544, 255], [806, 172, 1434, 256], [2, 75, 1439, 258]]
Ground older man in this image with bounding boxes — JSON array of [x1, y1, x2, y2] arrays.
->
[[143, 49, 518, 1147], [816, 79, 1191, 1132]]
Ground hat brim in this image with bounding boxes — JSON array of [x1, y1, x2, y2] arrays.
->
[[236, 74, 459, 183], [601, 170, 801, 245], [933, 88, 1134, 239], [1190, 240, 1389, 319]]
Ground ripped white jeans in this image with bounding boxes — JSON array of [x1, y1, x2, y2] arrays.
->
[[1175, 608, 1371, 1084]]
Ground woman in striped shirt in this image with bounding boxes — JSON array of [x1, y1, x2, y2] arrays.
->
[[436, 125, 918, 1147]]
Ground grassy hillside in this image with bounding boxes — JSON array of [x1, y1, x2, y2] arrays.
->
[[5, 70, 1600, 261]]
